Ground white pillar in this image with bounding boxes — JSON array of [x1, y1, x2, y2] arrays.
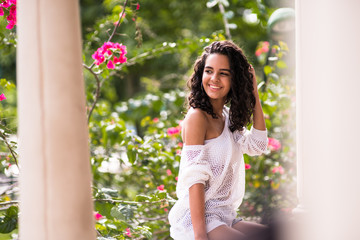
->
[[17, 0, 96, 239], [296, 0, 360, 239]]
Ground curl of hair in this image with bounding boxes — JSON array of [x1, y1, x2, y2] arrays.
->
[[187, 40, 256, 132]]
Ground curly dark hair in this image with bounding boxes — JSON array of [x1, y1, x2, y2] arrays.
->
[[187, 40, 256, 132]]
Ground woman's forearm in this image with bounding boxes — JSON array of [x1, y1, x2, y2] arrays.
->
[[189, 183, 208, 240], [250, 66, 266, 131], [253, 92, 266, 131]]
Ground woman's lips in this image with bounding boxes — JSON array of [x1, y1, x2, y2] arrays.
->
[[209, 84, 221, 90]]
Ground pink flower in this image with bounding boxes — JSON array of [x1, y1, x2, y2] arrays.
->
[[255, 48, 262, 57], [1, 0, 11, 8], [6, 22, 14, 29], [157, 184, 165, 191], [136, 3, 140, 10], [164, 208, 168, 212], [175, 177, 178, 181], [119, 12, 126, 19], [125, 228, 132, 237], [272, 166, 284, 174], [176, 149, 182, 155], [94, 212, 103, 221], [153, 117, 159, 123], [0, 93, 6, 101], [107, 60, 115, 69], [167, 126, 181, 136], [1, 1, 16, 29], [245, 163, 251, 170], [166, 169, 172, 176], [178, 142, 183, 148], [92, 42, 127, 67], [268, 137, 281, 151], [262, 41, 269, 52]]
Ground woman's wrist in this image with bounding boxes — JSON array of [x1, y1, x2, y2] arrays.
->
[[195, 234, 208, 240], [194, 230, 208, 239]]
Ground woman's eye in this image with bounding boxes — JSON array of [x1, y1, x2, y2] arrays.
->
[[221, 72, 229, 76], [205, 70, 212, 74]]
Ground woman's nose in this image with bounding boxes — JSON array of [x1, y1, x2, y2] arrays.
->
[[211, 72, 220, 82]]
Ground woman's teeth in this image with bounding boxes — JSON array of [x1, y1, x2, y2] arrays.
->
[[209, 85, 220, 89]]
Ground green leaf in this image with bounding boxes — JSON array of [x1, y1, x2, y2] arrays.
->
[[224, 11, 234, 19], [226, 23, 237, 29], [279, 41, 289, 51], [220, 0, 230, 7], [100, 188, 119, 198], [135, 194, 151, 202], [95, 202, 115, 220], [206, 0, 218, 8], [0, 206, 18, 234], [264, 65, 272, 76], [268, 73, 279, 81], [110, 205, 135, 221], [276, 60, 287, 69], [156, 191, 167, 199]]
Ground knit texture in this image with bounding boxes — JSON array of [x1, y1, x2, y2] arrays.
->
[[168, 108, 268, 239]]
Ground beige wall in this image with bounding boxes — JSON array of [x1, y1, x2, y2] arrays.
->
[[296, 0, 360, 239], [17, 0, 95, 239]]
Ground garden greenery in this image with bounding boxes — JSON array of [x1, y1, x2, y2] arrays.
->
[[0, 0, 296, 239]]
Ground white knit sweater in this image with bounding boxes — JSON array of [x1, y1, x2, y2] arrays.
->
[[168, 108, 268, 239]]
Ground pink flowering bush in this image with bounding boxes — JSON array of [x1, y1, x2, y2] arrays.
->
[[125, 227, 132, 237], [94, 212, 103, 221], [157, 184, 165, 191], [272, 165, 284, 174], [240, 40, 296, 221], [0, 93, 6, 101], [167, 125, 181, 136], [268, 137, 281, 151], [0, 0, 16, 29], [255, 41, 269, 57], [92, 41, 127, 69]]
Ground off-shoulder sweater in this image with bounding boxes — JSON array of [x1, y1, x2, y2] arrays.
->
[[168, 107, 268, 239]]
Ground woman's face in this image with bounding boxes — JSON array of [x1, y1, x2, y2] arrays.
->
[[202, 53, 232, 103]]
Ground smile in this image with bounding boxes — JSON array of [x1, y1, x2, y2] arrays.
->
[[209, 84, 221, 90]]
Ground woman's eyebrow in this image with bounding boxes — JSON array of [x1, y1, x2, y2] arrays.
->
[[204, 66, 231, 72]]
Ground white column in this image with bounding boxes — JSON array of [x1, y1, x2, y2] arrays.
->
[[296, 0, 360, 240], [17, 0, 96, 239]]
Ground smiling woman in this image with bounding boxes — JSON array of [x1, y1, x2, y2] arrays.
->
[[187, 41, 259, 133], [202, 54, 232, 107], [168, 41, 269, 240]]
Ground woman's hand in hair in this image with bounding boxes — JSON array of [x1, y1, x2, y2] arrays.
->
[[249, 65, 258, 95]]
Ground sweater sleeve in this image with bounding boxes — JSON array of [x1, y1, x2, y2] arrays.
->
[[176, 145, 212, 196], [234, 126, 268, 156]]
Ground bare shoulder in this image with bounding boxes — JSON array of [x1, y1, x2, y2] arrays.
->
[[182, 108, 208, 145]]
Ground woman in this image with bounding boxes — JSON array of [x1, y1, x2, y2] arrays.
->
[[168, 41, 270, 240]]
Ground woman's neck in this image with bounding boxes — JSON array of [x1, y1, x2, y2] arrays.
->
[[210, 99, 225, 118]]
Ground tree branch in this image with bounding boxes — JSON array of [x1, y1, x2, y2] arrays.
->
[[0, 130, 18, 168], [218, 2, 232, 40], [108, 0, 129, 42], [94, 198, 175, 205], [89, 0, 129, 70], [83, 64, 102, 123], [85, 0, 130, 122], [0, 200, 19, 206]]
